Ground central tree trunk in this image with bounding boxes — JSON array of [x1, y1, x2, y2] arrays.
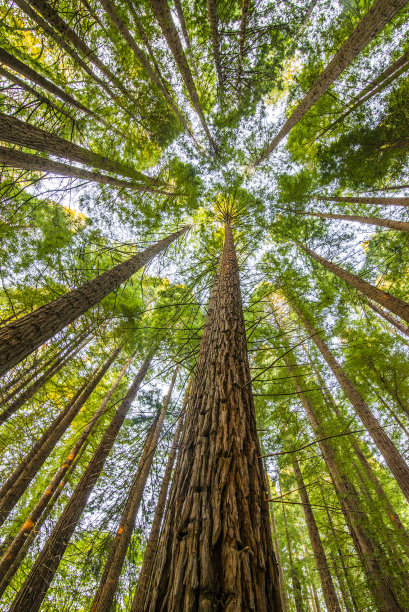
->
[[146, 222, 281, 611]]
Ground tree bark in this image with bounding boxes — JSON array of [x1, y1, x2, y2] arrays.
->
[[145, 222, 281, 611], [148, 0, 218, 152], [292, 458, 341, 612], [9, 350, 155, 612], [287, 297, 409, 504], [207, 0, 224, 98], [253, 0, 409, 165], [280, 479, 305, 612], [91, 366, 178, 612], [0, 225, 188, 377], [296, 241, 409, 325], [0, 347, 120, 524], [0, 353, 134, 587], [0, 147, 171, 193], [131, 390, 187, 612], [315, 194, 409, 207], [293, 209, 409, 233], [365, 299, 409, 337], [268, 497, 289, 612], [0, 113, 161, 184]]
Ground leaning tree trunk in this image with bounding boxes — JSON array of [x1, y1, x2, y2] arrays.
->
[[253, 0, 408, 165], [0, 353, 134, 587], [0, 113, 161, 184], [0, 225, 188, 376], [292, 458, 341, 612], [314, 194, 409, 207], [131, 391, 187, 611], [9, 350, 155, 612], [91, 366, 178, 612], [293, 209, 409, 233], [365, 299, 409, 338], [0, 147, 170, 193], [287, 296, 409, 503], [145, 222, 281, 611], [296, 241, 409, 325]]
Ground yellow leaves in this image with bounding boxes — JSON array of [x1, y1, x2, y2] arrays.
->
[[361, 240, 370, 252], [63, 207, 87, 227], [376, 276, 392, 291]]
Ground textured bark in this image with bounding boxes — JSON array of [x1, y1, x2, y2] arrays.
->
[[0, 113, 161, 184], [296, 241, 409, 325], [131, 392, 187, 612], [148, 0, 218, 152], [294, 209, 409, 233], [0, 226, 188, 377], [0, 334, 88, 425], [12, 0, 119, 101], [288, 298, 409, 503], [207, 0, 224, 96], [146, 223, 281, 611], [9, 350, 155, 612], [281, 352, 403, 611], [0, 354, 133, 586], [91, 366, 178, 612], [268, 500, 288, 612], [366, 299, 409, 337], [293, 459, 341, 612], [315, 194, 409, 207], [19, 0, 133, 101], [0, 348, 120, 524], [0, 147, 170, 193], [253, 0, 409, 165]]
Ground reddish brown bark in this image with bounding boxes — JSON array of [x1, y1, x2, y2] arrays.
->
[[145, 222, 281, 611], [315, 195, 409, 207], [0, 353, 134, 587], [296, 241, 409, 325], [294, 209, 409, 232], [0, 348, 120, 524], [131, 391, 187, 611], [253, 0, 408, 165], [288, 297, 409, 504], [366, 300, 409, 337], [292, 459, 341, 612], [9, 350, 155, 612], [0, 226, 188, 377], [91, 367, 178, 612]]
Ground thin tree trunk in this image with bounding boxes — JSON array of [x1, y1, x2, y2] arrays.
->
[[371, 184, 409, 191], [0, 348, 120, 524], [148, 0, 218, 152], [373, 389, 409, 437], [280, 479, 305, 612], [293, 458, 341, 612], [0, 147, 171, 194], [236, 0, 250, 94], [366, 299, 409, 337], [0, 113, 161, 184], [266, 487, 289, 612], [145, 222, 281, 611], [315, 194, 409, 207], [0, 334, 89, 425], [173, 0, 199, 79], [0, 353, 134, 586], [296, 241, 409, 325], [207, 0, 225, 98], [253, 0, 408, 165], [0, 225, 188, 377], [9, 350, 155, 612], [131, 391, 187, 612], [91, 366, 178, 612], [293, 209, 409, 232]]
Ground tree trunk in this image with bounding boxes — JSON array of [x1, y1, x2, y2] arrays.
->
[[91, 366, 178, 612], [293, 209, 409, 233], [0, 225, 188, 376], [253, 0, 408, 165], [0, 348, 120, 524], [315, 194, 409, 207], [293, 458, 341, 612], [0, 334, 89, 425], [0, 353, 134, 587], [280, 479, 305, 612], [131, 391, 187, 612], [145, 222, 281, 611], [265, 471, 289, 612], [148, 0, 218, 152], [371, 184, 409, 191], [288, 297, 409, 503], [296, 241, 409, 325], [9, 350, 155, 612], [0, 113, 161, 184], [366, 299, 409, 337], [0, 147, 172, 194], [207, 0, 224, 98]]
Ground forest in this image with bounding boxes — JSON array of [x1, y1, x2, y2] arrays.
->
[[1, 0, 409, 609]]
